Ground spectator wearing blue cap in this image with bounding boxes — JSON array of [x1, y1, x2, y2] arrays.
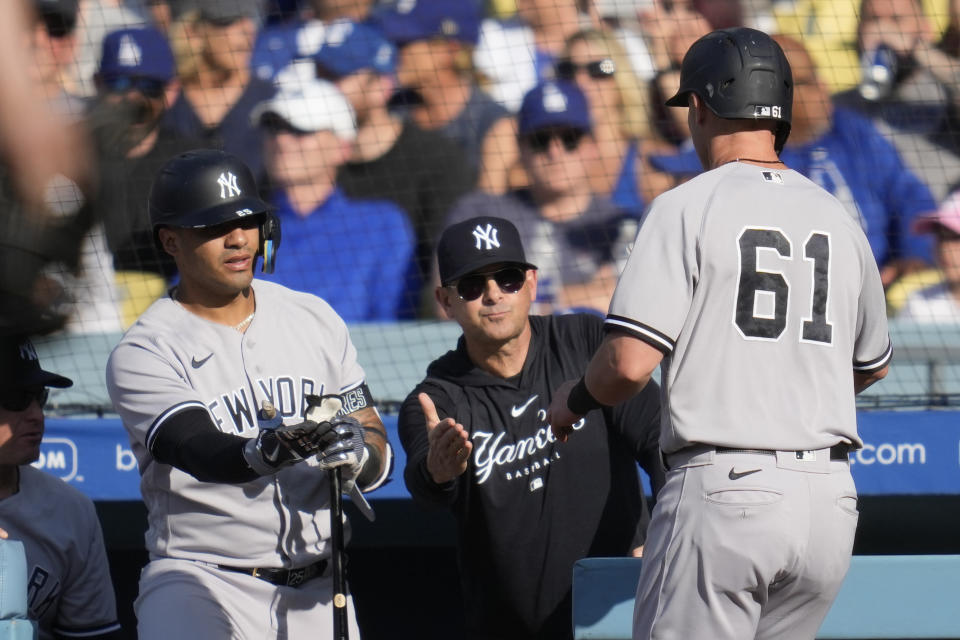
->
[[89, 26, 205, 326], [445, 80, 633, 315], [254, 78, 418, 321], [312, 20, 474, 315], [162, 0, 274, 180], [68, 0, 145, 99], [249, 0, 376, 82], [374, 0, 519, 195]]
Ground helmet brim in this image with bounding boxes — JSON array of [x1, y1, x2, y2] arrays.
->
[[164, 196, 273, 230], [664, 90, 688, 107]]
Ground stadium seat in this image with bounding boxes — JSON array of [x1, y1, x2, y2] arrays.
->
[[0, 539, 39, 640]]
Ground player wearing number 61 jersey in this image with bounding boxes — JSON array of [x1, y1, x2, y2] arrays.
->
[[548, 28, 891, 640]]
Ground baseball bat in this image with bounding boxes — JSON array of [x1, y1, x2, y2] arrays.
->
[[329, 466, 349, 640], [263, 397, 349, 638]]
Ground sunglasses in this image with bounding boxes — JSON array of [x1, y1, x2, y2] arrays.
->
[[523, 128, 586, 154], [0, 387, 49, 413], [102, 75, 166, 99], [555, 58, 616, 80], [450, 267, 527, 301]]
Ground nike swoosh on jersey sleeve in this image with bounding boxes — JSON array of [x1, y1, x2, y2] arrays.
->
[[853, 338, 893, 373], [604, 314, 675, 354]]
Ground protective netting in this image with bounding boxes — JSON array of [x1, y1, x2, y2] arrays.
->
[[4, 0, 960, 412]]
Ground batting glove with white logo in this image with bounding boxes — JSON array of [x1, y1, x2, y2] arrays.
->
[[316, 416, 368, 484]]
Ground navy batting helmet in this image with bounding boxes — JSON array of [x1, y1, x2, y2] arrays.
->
[[149, 149, 281, 273], [666, 27, 793, 152]]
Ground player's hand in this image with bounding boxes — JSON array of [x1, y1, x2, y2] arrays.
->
[[0, 526, 7, 539], [419, 393, 471, 485], [243, 395, 343, 475], [315, 415, 369, 491], [546, 380, 581, 443]]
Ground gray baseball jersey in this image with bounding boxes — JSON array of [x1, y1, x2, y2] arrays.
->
[[608, 162, 891, 453], [0, 466, 120, 639], [105, 279, 366, 567]]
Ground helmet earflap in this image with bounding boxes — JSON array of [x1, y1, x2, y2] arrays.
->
[[259, 212, 281, 274]]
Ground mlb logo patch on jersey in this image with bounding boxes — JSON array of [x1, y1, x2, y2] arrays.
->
[[762, 171, 783, 184]]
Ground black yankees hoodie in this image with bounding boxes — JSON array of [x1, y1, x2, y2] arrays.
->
[[398, 313, 663, 640]]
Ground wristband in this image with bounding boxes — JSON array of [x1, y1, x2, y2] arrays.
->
[[567, 377, 607, 416]]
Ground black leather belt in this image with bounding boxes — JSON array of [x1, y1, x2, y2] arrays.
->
[[715, 443, 850, 461], [217, 559, 328, 587]]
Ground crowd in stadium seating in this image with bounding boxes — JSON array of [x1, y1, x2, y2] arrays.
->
[[9, 0, 960, 329]]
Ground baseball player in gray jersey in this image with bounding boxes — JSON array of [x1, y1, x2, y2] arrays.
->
[[0, 336, 122, 640], [548, 28, 892, 640], [105, 149, 392, 640]]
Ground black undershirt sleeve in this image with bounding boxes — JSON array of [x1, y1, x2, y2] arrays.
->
[[150, 407, 259, 484]]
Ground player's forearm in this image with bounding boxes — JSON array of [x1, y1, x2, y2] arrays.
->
[[586, 334, 661, 406], [151, 408, 260, 483], [349, 406, 392, 492], [854, 365, 889, 394]]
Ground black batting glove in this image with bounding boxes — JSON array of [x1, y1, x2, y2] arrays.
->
[[243, 395, 343, 475]]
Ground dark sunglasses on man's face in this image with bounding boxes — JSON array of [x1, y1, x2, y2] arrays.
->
[[555, 58, 616, 81], [103, 75, 166, 99], [0, 387, 49, 413], [524, 128, 585, 154], [451, 267, 527, 301]]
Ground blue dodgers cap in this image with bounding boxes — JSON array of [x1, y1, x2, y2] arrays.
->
[[647, 147, 704, 176], [314, 20, 396, 77], [372, 0, 481, 46], [98, 27, 175, 82], [518, 81, 592, 136]]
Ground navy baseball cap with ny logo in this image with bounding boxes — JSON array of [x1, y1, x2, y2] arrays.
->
[[437, 216, 537, 285], [0, 336, 72, 390]]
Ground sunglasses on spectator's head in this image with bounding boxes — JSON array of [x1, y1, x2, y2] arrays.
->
[[449, 267, 527, 301], [555, 58, 616, 80], [102, 75, 166, 99], [0, 387, 49, 412], [260, 113, 312, 137], [523, 128, 586, 154]]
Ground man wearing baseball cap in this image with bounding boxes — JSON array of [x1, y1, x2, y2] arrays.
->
[[249, 0, 375, 82], [398, 215, 663, 639], [373, 0, 518, 194], [898, 191, 960, 322], [90, 26, 204, 325], [313, 20, 473, 315], [446, 80, 632, 314], [0, 337, 122, 639], [253, 77, 417, 320]]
